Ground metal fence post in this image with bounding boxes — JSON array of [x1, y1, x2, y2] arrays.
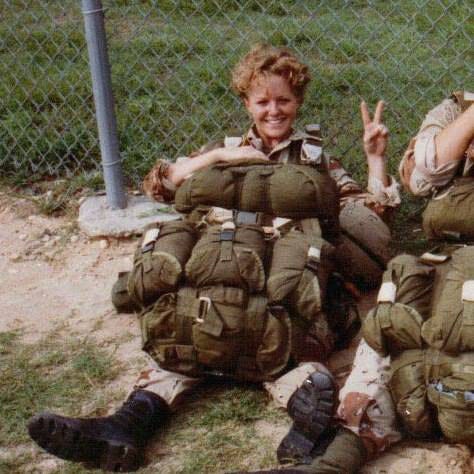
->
[[82, 0, 127, 209]]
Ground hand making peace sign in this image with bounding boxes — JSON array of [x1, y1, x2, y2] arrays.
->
[[360, 100, 389, 159]]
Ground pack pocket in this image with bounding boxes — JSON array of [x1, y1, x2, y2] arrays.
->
[[422, 247, 474, 353], [267, 227, 333, 322], [423, 178, 474, 240], [363, 302, 423, 357], [192, 286, 247, 371], [389, 349, 435, 438], [185, 223, 266, 292], [427, 382, 474, 444], [128, 221, 197, 307]]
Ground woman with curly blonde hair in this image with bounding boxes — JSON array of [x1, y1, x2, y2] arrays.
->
[[28, 44, 400, 473]]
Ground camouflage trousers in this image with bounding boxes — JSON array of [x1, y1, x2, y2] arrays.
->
[[337, 338, 401, 457], [134, 361, 326, 411], [134, 338, 401, 458]]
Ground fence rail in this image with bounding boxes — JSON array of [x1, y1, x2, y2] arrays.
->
[[1, 0, 472, 191]]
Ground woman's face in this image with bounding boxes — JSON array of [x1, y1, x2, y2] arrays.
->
[[244, 74, 300, 149]]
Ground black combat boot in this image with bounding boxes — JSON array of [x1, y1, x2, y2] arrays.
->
[[27, 389, 169, 472], [277, 368, 336, 465]]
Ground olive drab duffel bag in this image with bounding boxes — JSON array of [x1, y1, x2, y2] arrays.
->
[[127, 220, 198, 308], [139, 286, 291, 382], [185, 221, 267, 292], [174, 160, 340, 231]]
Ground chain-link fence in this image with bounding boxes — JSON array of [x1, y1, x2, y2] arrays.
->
[[1, 0, 473, 193]]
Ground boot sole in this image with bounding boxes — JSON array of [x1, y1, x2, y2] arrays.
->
[[28, 413, 141, 472], [277, 370, 336, 464]]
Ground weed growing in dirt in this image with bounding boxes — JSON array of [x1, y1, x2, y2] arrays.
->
[[0, 329, 120, 448]]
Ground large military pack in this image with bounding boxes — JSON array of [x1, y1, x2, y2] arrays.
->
[[362, 247, 474, 445], [111, 126, 393, 382]]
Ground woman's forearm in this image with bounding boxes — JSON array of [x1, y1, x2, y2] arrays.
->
[[167, 149, 218, 186], [435, 104, 474, 166], [367, 155, 390, 187]]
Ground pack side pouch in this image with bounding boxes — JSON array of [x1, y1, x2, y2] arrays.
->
[[386, 254, 435, 320], [111, 271, 139, 313], [389, 349, 435, 438], [235, 299, 291, 382], [267, 228, 333, 321], [363, 302, 424, 357], [139, 291, 199, 376], [427, 380, 474, 445], [423, 178, 474, 240], [128, 221, 197, 307], [422, 247, 474, 353], [266, 228, 312, 303], [185, 223, 266, 292], [192, 286, 247, 371], [363, 254, 434, 356]]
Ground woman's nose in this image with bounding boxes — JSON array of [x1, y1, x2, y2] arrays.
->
[[268, 101, 279, 114]]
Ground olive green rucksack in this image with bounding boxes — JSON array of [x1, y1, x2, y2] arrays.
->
[[127, 220, 198, 307], [185, 222, 267, 292], [422, 246, 474, 354], [174, 160, 340, 234], [423, 178, 474, 241], [362, 254, 437, 437], [140, 286, 291, 382]]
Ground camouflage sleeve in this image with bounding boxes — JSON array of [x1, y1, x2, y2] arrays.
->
[[399, 98, 462, 196], [337, 338, 402, 458], [329, 156, 401, 222]]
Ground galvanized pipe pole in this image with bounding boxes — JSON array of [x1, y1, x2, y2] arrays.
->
[[82, 0, 127, 209]]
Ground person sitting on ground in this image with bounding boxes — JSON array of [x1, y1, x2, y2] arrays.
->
[[27, 44, 400, 473]]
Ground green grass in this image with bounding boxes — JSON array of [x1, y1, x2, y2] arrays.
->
[[0, 328, 285, 473], [0, 329, 120, 448], [0, 0, 472, 192]]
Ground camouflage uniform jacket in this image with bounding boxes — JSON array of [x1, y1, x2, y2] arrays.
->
[[399, 90, 474, 197], [143, 124, 401, 221]]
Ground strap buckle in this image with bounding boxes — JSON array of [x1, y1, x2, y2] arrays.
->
[[197, 297, 211, 323], [220, 221, 235, 241], [233, 210, 258, 225]]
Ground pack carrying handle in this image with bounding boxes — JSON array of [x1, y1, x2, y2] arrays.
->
[[462, 280, 474, 325], [219, 221, 235, 262]]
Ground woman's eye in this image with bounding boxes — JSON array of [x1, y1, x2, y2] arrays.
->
[[257, 101, 268, 106]]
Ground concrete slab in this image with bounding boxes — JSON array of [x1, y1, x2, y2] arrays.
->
[[78, 195, 180, 238]]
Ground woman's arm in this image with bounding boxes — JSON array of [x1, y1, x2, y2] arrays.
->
[[360, 100, 390, 187], [435, 103, 474, 166], [166, 146, 268, 186]]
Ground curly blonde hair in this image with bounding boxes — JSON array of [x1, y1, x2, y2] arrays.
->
[[231, 44, 311, 102]]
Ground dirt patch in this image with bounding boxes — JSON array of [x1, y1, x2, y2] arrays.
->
[[1, 192, 473, 472]]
